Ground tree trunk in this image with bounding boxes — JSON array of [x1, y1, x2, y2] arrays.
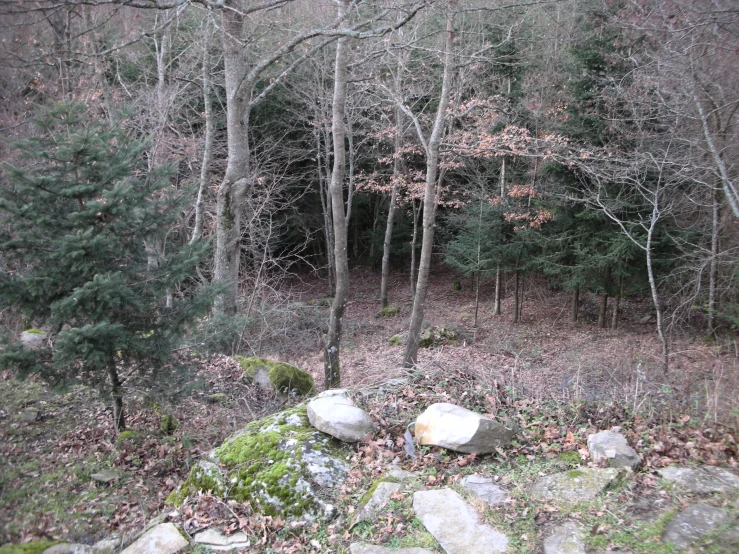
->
[[410, 199, 419, 298], [708, 184, 719, 334], [215, 4, 251, 314], [571, 287, 579, 323], [324, 0, 351, 389], [598, 267, 610, 329], [494, 267, 502, 315], [191, 16, 214, 244], [513, 266, 520, 324], [107, 359, 125, 432], [403, 0, 456, 368], [380, 104, 403, 308], [612, 276, 623, 330]]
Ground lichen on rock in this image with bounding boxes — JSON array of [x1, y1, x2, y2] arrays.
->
[[235, 356, 315, 396], [167, 405, 348, 520]]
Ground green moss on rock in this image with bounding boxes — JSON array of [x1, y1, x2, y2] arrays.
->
[[168, 404, 348, 520], [24, 329, 45, 335], [377, 306, 400, 318], [389, 334, 403, 346], [0, 541, 58, 554], [160, 414, 179, 435], [235, 356, 315, 396], [358, 476, 401, 508], [207, 393, 228, 403]]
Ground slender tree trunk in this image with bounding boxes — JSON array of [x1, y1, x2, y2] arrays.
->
[[317, 131, 335, 295], [107, 358, 125, 432], [324, 0, 351, 389], [513, 266, 520, 324], [612, 276, 623, 330], [571, 287, 579, 323], [646, 210, 668, 370], [598, 267, 610, 329], [380, 105, 403, 308], [410, 199, 419, 298], [494, 158, 506, 315], [191, 16, 214, 244], [403, 0, 456, 368], [474, 271, 480, 329], [708, 185, 719, 334], [214, 5, 251, 314]]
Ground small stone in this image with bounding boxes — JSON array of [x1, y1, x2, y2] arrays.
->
[[91, 470, 119, 484], [307, 389, 375, 442], [386, 466, 415, 481], [353, 480, 402, 525], [193, 528, 250, 551], [20, 330, 46, 350], [543, 522, 586, 554], [638, 314, 653, 324], [350, 545, 435, 554], [21, 407, 40, 422], [91, 537, 120, 554], [657, 465, 739, 494], [530, 467, 626, 507], [415, 403, 514, 454], [460, 474, 507, 506], [413, 488, 508, 554], [663, 503, 729, 550], [587, 430, 641, 470], [120, 522, 188, 554], [43, 544, 93, 554]]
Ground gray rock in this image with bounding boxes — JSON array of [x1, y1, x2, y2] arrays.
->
[[91, 537, 121, 554], [662, 503, 729, 550], [170, 406, 349, 521], [413, 488, 509, 554], [386, 466, 416, 481], [192, 528, 250, 551], [530, 467, 626, 507], [120, 523, 188, 554], [587, 430, 641, 470], [20, 330, 46, 350], [543, 522, 586, 554], [415, 403, 514, 454], [91, 470, 119, 484], [43, 544, 93, 554], [353, 480, 401, 526], [21, 407, 40, 422], [460, 474, 507, 506], [657, 465, 739, 494], [307, 389, 375, 442], [350, 545, 435, 554]]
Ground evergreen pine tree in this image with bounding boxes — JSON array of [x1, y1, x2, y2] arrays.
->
[[0, 103, 216, 430]]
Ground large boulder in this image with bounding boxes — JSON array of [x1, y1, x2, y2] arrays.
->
[[413, 488, 509, 554], [587, 429, 641, 470], [415, 403, 514, 454], [530, 467, 627, 507], [167, 405, 348, 520], [307, 389, 375, 442], [120, 523, 188, 554], [235, 356, 315, 395]]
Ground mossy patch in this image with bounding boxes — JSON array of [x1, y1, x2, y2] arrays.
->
[[418, 326, 459, 348], [23, 329, 45, 335], [206, 393, 228, 403], [235, 356, 315, 396], [0, 541, 58, 554], [160, 414, 179, 435], [389, 334, 403, 346], [168, 404, 348, 519], [358, 476, 401, 508], [376, 306, 400, 318]]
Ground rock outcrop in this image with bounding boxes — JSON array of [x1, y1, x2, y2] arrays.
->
[[657, 465, 739, 494], [662, 503, 729, 550], [530, 467, 626, 507], [236, 356, 315, 395], [415, 403, 514, 454], [587, 429, 641, 470]]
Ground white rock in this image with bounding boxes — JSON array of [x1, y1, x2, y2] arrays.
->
[[307, 389, 375, 442], [350, 545, 435, 554], [663, 504, 729, 549], [657, 465, 739, 494], [20, 330, 46, 350], [543, 522, 586, 554], [353, 480, 402, 525], [193, 528, 250, 551], [587, 430, 641, 470], [530, 467, 626, 507], [120, 523, 188, 554], [414, 403, 514, 454], [413, 488, 508, 554], [43, 544, 93, 554]]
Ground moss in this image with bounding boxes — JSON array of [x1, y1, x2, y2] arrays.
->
[[358, 476, 401, 508], [452, 280, 462, 291], [236, 357, 315, 396], [23, 329, 45, 335], [160, 414, 179, 435], [389, 334, 403, 346], [558, 451, 582, 465], [418, 326, 459, 348], [166, 461, 225, 505], [207, 393, 228, 403], [116, 430, 141, 443], [377, 306, 400, 318], [568, 469, 585, 478], [0, 541, 59, 554]]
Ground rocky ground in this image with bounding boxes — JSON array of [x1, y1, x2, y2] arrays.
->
[[1, 267, 739, 553]]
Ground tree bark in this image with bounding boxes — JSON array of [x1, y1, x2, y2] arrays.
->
[[410, 198, 419, 298], [380, 105, 403, 308], [598, 267, 610, 329], [708, 184, 719, 334], [612, 276, 623, 330], [571, 287, 579, 323], [107, 358, 125, 432], [403, 0, 456, 368], [493, 157, 506, 315], [324, 0, 351, 389]]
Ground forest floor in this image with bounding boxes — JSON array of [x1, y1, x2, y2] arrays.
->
[[1, 266, 738, 551]]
